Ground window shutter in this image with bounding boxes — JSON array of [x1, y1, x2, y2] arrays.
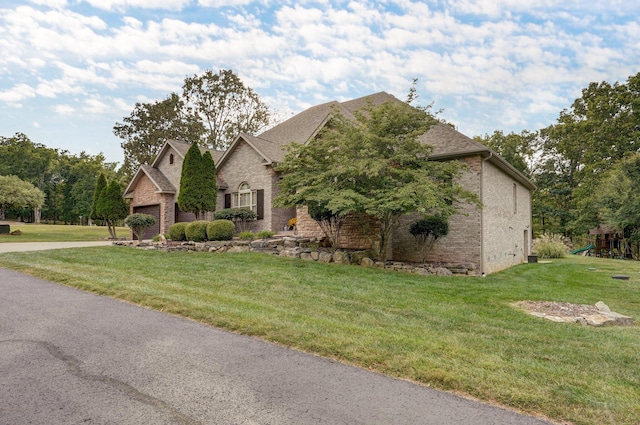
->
[[224, 193, 231, 209], [256, 189, 264, 220]]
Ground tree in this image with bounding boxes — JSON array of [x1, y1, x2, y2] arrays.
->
[[182, 69, 271, 150], [114, 93, 204, 179], [91, 173, 107, 224], [593, 153, 640, 258], [124, 213, 157, 241], [0, 175, 45, 220], [177, 143, 217, 219], [275, 100, 477, 260], [475, 130, 537, 178], [535, 72, 640, 236], [96, 180, 128, 239]]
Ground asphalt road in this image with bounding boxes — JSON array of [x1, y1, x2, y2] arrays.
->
[[0, 267, 555, 425]]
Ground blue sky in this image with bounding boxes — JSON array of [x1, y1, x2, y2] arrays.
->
[[1, 0, 639, 166]]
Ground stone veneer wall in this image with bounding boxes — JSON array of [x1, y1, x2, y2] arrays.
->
[[115, 236, 479, 276]]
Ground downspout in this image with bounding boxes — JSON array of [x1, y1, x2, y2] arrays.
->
[[480, 151, 493, 276]]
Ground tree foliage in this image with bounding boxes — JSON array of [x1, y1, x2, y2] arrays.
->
[[177, 143, 217, 219], [114, 93, 204, 179], [274, 99, 477, 259], [0, 133, 116, 224], [0, 175, 45, 220], [124, 213, 157, 241], [182, 69, 271, 150], [96, 180, 128, 239], [534, 72, 640, 236]]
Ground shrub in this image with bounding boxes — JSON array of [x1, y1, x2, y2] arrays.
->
[[124, 213, 156, 241], [238, 231, 256, 240], [257, 230, 275, 239], [409, 215, 449, 263], [168, 222, 188, 241], [214, 208, 256, 232], [207, 219, 235, 241], [185, 220, 209, 242], [533, 234, 568, 258]]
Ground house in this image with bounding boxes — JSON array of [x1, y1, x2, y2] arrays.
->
[[124, 92, 535, 274]]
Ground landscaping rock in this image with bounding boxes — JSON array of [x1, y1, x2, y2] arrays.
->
[[318, 252, 333, 263], [360, 257, 375, 267], [227, 245, 250, 253], [300, 252, 314, 261], [515, 301, 635, 327], [310, 251, 320, 261], [435, 267, 453, 276], [333, 251, 350, 265]]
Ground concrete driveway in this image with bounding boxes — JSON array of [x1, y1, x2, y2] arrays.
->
[[0, 241, 112, 253], [0, 267, 555, 425]]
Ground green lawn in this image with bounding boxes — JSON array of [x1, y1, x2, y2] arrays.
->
[[0, 223, 128, 242], [1, 248, 639, 425]]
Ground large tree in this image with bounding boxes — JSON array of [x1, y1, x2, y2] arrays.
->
[[0, 175, 45, 220], [536, 72, 640, 235], [593, 153, 640, 258], [177, 143, 217, 219], [114, 93, 204, 179], [182, 69, 271, 150], [96, 179, 128, 239], [274, 100, 477, 259]]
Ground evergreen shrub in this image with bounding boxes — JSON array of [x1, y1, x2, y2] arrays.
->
[[207, 220, 235, 241], [168, 222, 188, 241], [185, 220, 209, 242]]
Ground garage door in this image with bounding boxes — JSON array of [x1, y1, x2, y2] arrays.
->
[[132, 204, 161, 240], [174, 204, 197, 223]]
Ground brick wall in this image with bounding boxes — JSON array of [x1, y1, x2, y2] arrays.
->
[[128, 173, 176, 236], [296, 207, 381, 250], [391, 155, 483, 266], [481, 160, 532, 274]]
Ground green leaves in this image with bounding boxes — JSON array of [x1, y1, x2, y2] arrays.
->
[[177, 142, 217, 218], [0, 175, 45, 220]]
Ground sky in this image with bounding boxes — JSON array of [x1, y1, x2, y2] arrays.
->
[[1, 0, 639, 167]]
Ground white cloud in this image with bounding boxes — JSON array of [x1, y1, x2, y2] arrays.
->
[[54, 104, 75, 115], [0, 84, 37, 104], [82, 0, 191, 11]]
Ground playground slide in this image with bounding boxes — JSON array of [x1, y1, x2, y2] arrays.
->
[[570, 244, 595, 255]]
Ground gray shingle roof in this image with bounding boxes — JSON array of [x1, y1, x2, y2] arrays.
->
[[420, 123, 489, 158], [123, 164, 176, 198]]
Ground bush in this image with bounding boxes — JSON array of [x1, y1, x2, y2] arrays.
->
[[168, 222, 188, 241], [238, 231, 256, 240], [533, 234, 568, 259], [214, 208, 256, 232], [185, 220, 209, 242], [257, 230, 275, 239], [207, 219, 235, 241], [124, 213, 156, 241]]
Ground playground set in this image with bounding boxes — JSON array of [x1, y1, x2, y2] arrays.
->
[[571, 226, 637, 259]]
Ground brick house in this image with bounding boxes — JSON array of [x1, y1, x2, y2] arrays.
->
[[124, 92, 535, 274]]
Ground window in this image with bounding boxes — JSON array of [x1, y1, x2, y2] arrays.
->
[[169, 154, 174, 165], [513, 183, 517, 214], [234, 182, 256, 212]]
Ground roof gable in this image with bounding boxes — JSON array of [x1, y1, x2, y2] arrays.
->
[[123, 164, 176, 198], [151, 140, 223, 168]]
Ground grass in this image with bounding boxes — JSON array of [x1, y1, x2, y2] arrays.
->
[[0, 248, 639, 425], [0, 223, 128, 242]]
